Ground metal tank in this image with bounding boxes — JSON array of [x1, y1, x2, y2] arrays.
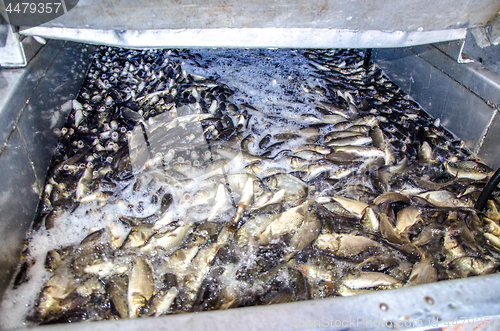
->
[[1, 1, 500, 330]]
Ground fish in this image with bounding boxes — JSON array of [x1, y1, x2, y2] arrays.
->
[[325, 136, 372, 147], [416, 191, 471, 208], [258, 201, 310, 245], [207, 184, 233, 222], [329, 146, 385, 159], [331, 195, 368, 219], [22, 46, 500, 326], [283, 208, 321, 261], [128, 257, 154, 318], [395, 206, 421, 233], [342, 271, 401, 290], [233, 178, 254, 224], [109, 277, 129, 318], [292, 144, 331, 155], [250, 189, 286, 211], [406, 258, 437, 286], [444, 161, 490, 180], [151, 287, 179, 316], [262, 173, 308, 202], [324, 131, 362, 143], [361, 207, 379, 232], [76, 165, 93, 201], [299, 160, 341, 182], [182, 226, 233, 308], [141, 223, 192, 253], [315, 233, 381, 257]]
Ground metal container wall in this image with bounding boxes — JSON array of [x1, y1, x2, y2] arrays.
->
[[12, 0, 500, 48]]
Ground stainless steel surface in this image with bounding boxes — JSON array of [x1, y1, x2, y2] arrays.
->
[[24, 0, 500, 31], [0, 3, 44, 67], [0, 40, 65, 149], [372, 42, 500, 169], [0, 24, 26, 67], [0, 128, 40, 296], [15, 0, 500, 48], [462, 29, 500, 75], [20, 27, 469, 49], [0, 27, 44, 68], [488, 12, 500, 45], [420, 41, 500, 106], [478, 109, 500, 171], [0, 40, 94, 299], [470, 26, 492, 48], [0, 15, 7, 47], [12, 273, 500, 331]]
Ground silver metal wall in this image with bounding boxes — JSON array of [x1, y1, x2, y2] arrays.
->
[[18, 0, 499, 31], [0, 40, 94, 295], [373, 40, 500, 169], [13, 0, 500, 48]]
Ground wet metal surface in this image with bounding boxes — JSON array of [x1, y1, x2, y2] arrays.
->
[[476, 110, 500, 170], [0, 129, 39, 295], [373, 47, 494, 154], [29, 0, 500, 31], [0, 40, 95, 300], [373, 44, 500, 169], [17, 0, 500, 48], [20, 27, 467, 49], [0, 40, 65, 149], [17, 42, 94, 182]]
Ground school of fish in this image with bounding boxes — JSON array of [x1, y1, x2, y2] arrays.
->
[[7, 47, 500, 325]]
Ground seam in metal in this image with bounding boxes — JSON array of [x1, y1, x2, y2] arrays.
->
[[411, 46, 498, 109], [475, 106, 499, 156], [17, 125, 42, 195], [0, 41, 67, 158]]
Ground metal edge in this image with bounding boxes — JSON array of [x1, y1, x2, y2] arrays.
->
[[0, 40, 95, 303], [12, 273, 500, 331], [414, 42, 500, 107], [0, 39, 66, 153], [20, 27, 467, 49], [372, 46, 495, 156], [0, 24, 26, 67]]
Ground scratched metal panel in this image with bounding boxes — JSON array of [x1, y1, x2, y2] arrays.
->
[[11, 0, 500, 48], [477, 113, 500, 169], [17, 41, 94, 182], [29, 0, 500, 31], [0, 40, 95, 301], [372, 47, 496, 156], [0, 129, 39, 296], [417, 41, 500, 106], [20, 27, 469, 49], [0, 41, 62, 148]]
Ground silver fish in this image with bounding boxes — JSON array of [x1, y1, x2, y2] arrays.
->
[[128, 257, 154, 318]]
